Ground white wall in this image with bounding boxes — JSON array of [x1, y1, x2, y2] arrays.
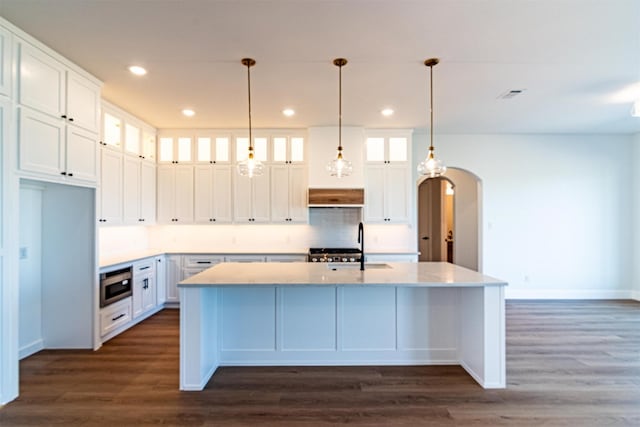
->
[[18, 184, 43, 358], [413, 132, 634, 299], [632, 133, 640, 300], [99, 225, 149, 259]]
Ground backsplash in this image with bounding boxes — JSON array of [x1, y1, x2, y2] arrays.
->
[[100, 209, 416, 255]]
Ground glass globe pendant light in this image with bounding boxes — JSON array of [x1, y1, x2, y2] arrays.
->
[[237, 58, 264, 178], [417, 58, 446, 178], [327, 58, 353, 178]]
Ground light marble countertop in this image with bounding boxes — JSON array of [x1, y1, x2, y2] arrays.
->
[[99, 250, 419, 269], [179, 262, 507, 288]]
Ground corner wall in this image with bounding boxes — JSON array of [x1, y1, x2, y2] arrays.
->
[[413, 133, 634, 299], [632, 133, 640, 301]]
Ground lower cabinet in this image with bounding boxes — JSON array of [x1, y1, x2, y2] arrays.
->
[[100, 297, 132, 337], [165, 254, 183, 304], [132, 259, 156, 319]]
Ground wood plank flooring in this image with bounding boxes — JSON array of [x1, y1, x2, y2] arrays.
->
[[1, 300, 639, 426]]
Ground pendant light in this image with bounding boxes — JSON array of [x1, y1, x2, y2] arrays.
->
[[326, 58, 353, 178], [417, 58, 446, 178], [237, 58, 264, 178]]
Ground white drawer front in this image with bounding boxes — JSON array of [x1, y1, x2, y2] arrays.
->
[[100, 297, 132, 336]]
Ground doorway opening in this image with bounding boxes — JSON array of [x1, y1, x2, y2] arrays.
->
[[417, 167, 482, 271]]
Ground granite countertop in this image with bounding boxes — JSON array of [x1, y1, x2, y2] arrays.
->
[[179, 262, 507, 288]]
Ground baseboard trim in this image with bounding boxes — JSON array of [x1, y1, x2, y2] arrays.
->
[[506, 289, 633, 300], [19, 339, 44, 360]]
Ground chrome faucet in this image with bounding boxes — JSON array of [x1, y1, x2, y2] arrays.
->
[[358, 222, 365, 271]]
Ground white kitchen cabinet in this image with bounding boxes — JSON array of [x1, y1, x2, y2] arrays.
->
[[132, 259, 156, 319], [0, 26, 12, 97], [140, 161, 156, 223], [16, 40, 65, 118], [18, 106, 98, 185], [98, 148, 123, 225], [101, 109, 123, 151], [195, 134, 231, 164], [363, 131, 412, 224], [157, 165, 194, 223], [165, 255, 183, 304], [124, 121, 141, 157], [123, 155, 156, 224], [155, 256, 166, 305], [142, 126, 157, 162], [158, 134, 193, 164], [235, 136, 268, 163], [364, 135, 411, 164], [100, 297, 132, 337], [194, 164, 233, 224], [364, 164, 410, 223], [182, 255, 224, 281], [270, 164, 307, 223], [271, 135, 305, 164], [65, 70, 100, 133], [17, 39, 100, 133], [233, 171, 270, 223]]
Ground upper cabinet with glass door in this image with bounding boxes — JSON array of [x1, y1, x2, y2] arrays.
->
[[364, 131, 411, 164], [101, 107, 123, 151], [124, 121, 141, 157], [141, 126, 156, 163], [235, 135, 268, 164], [271, 135, 305, 164], [195, 133, 231, 164], [157, 131, 194, 164]]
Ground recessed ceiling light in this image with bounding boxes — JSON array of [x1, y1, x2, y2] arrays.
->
[[282, 108, 295, 117], [381, 108, 394, 117], [128, 65, 147, 76], [182, 109, 195, 117]]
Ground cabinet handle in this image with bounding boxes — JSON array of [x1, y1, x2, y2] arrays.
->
[[196, 261, 211, 264], [68, 117, 74, 122], [61, 114, 67, 119], [68, 173, 73, 177], [139, 266, 150, 271], [60, 171, 67, 176], [112, 313, 126, 322]]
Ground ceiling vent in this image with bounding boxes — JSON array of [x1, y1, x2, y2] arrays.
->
[[498, 89, 526, 99]]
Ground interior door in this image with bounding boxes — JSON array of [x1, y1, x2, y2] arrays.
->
[[418, 177, 447, 262]]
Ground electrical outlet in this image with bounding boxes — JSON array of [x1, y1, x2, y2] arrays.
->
[[19, 247, 28, 260]]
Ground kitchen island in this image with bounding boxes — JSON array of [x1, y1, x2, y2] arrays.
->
[[178, 262, 508, 390]]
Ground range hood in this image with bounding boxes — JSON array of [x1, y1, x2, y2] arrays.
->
[[308, 188, 364, 207]]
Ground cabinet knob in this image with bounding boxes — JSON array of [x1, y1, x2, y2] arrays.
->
[[60, 171, 67, 176], [61, 114, 67, 119], [68, 117, 74, 122], [68, 172, 73, 177]]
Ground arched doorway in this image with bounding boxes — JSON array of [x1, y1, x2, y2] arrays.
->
[[417, 167, 482, 272]]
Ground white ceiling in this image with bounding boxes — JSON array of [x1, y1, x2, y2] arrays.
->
[[1, 0, 639, 134]]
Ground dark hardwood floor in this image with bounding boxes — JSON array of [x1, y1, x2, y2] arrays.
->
[[1, 300, 639, 426]]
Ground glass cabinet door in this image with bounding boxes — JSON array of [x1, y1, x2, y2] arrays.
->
[[103, 113, 122, 149]]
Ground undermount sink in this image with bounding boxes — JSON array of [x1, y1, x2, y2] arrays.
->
[[326, 262, 392, 270]]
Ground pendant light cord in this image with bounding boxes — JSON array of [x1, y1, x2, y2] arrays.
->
[[338, 61, 342, 152], [247, 61, 253, 150], [429, 63, 434, 152]]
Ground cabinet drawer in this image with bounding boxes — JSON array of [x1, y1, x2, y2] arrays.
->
[[133, 258, 154, 275], [100, 297, 132, 336], [182, 255, 224, 268]]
